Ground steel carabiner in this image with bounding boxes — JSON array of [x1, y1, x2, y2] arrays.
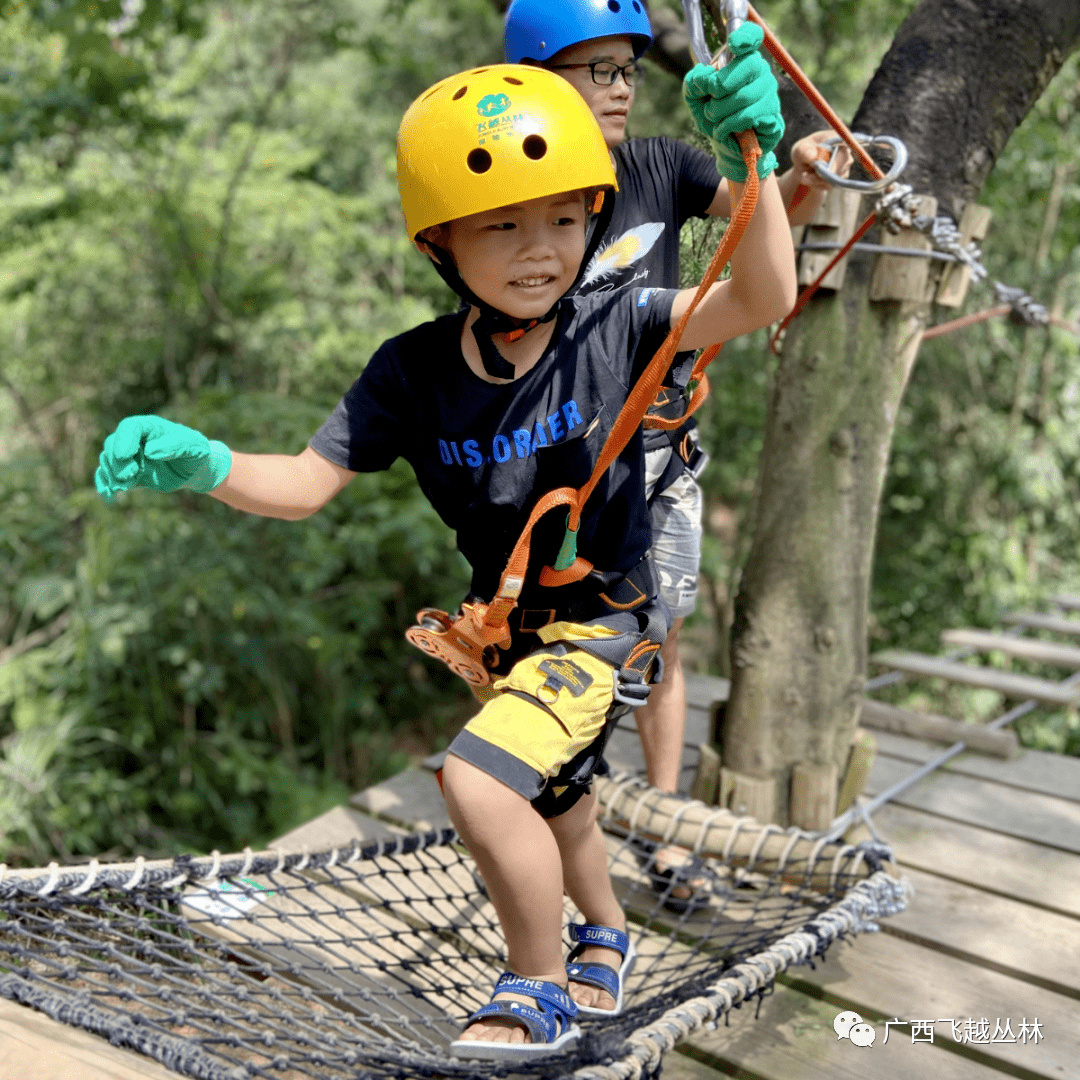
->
[[812, 133, 908, 192]]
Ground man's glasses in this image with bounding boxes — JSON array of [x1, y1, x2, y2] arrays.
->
[[547, 60, 645, 87]]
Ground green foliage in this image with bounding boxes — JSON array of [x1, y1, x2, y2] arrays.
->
[[0, 0, 500, 865], [1, 393, 471, 863]]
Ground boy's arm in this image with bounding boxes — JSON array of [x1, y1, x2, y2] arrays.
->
[[676, 24, 797, 350], [209, 446, 356, 520], [672, 169, 797, 351], [705, 131, 850, 225], [95, 415, 356, 519]]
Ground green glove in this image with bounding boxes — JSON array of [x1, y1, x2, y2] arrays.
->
[[95, 415, 232, 500], [683, 23, 784, 182]]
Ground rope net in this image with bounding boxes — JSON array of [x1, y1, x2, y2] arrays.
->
[[0, 774, 906, 1080]]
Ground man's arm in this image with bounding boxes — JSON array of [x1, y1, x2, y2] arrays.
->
[[705, 130, 850, 225], [209, 445, 357, 520]]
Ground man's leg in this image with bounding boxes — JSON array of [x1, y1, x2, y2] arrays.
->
[[633, 616, 687, 793]]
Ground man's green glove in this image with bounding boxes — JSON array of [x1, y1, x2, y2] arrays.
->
[[683, 23, 784, 182], [95, 416, 232, 500]]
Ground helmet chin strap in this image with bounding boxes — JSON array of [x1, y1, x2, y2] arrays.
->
[[424, 189, 615, 381]]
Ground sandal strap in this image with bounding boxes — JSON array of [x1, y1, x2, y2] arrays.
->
[[493, 972, 579, 1018], [463, 1001, 550, 1044], [566, 959, 620, 1000], [567, 922, 629, 961]]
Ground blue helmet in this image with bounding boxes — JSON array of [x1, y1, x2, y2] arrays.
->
[[504, 0, 653, 64]]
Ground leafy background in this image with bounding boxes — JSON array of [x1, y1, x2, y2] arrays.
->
[[2, 0, 1078, 865]]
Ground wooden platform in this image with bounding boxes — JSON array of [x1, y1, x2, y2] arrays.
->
[[2, 655, 1078, 1078]]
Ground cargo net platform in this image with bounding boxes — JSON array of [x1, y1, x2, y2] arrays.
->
[[0, 774, 906, 1080]]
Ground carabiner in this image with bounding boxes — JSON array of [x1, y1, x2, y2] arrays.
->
[[680, 0, 748, 68], [812, 133, 908, 192]]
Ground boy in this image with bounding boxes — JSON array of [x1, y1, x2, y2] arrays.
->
[[505, 0, 845, 905], [95, 54, 795, 1058]]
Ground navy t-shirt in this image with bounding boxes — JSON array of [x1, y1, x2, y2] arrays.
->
[[310, 287, 678, 609], [576, 137, 720, 298], [574, 136, 720, 449]]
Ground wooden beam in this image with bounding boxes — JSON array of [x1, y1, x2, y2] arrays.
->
[[720, 767, 777, 823], [689, 742, 721, 805], [1050, 592, 1080, 612], [788, 762, 838, 830], [869, 194, 938, 302], [866, 753, 1080, 854], [859, 698, 1019, 757], [797, 187, 862, 290], [1002, 610, 1080, 637], [868, 648, 1080, 706], [934, 202, 992, 307], [942, 626, 1080, 668], [836, 728, 876, 814]]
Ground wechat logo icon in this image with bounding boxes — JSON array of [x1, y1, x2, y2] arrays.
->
[[835, 1011, 876, 1047], [477, 93, 511, 118]]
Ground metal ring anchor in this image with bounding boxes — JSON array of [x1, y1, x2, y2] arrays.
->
[[813, 133, 908, 192]]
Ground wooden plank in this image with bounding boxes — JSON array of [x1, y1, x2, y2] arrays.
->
[[1002, 611, 1080, 637], [798, 187, 863, 291], [684, 673, 731, 711], [871, 729, 1080, 804], [870, 194, 938, 302], [935, 203, 993, 308], [872, 866, 1080, 1000], [860, 699, 1019, 758], [679, 984, 1009, 1080], [350, 766, 452, 832], [270, 804, 404, 849], [1049, 593, 1080, 612], [868, 649, 1080, 706], [941, 627, 1080, 669], [847, 803, 1080, 920], [866, 753, 1080, 854], [780, 922, 1073, 1077], [0, 998, 181, 1080]]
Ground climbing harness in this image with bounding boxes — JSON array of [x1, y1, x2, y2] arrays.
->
[[408, 5, 765, 689]]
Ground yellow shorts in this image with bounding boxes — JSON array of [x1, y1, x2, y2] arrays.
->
[[447, 620, 623, 809]]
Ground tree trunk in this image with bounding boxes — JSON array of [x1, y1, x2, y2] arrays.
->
[[722, 0, 1080, 824]]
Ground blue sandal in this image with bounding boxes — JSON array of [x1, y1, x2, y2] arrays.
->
[[565, 923, 636, 1016], [448, 972, 581, 1060]]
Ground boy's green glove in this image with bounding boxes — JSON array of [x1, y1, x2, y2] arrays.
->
[[95, 416, 232, 500], [683, 23, 784, 182]]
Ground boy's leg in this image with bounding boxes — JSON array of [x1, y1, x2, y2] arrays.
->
[[441, 752, 568, 1045], [547, 789, 626, 1012]]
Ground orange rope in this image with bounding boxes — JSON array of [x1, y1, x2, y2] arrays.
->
[[481, 134, 764, 625]]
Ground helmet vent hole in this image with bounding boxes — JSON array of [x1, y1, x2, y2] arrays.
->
[[632, 0, 642, 10], [608, 0, 621, 11], [503, 76, 523, 85], [423, 87, 440, 101], [467, 148, 493, 174], [522, 135, 547, 161], [452, 85, 468, 101]]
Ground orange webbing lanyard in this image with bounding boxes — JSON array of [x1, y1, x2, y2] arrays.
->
[[406, 134, 764, 687]]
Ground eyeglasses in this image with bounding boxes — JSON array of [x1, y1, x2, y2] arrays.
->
[[547, 60, 645, 87]]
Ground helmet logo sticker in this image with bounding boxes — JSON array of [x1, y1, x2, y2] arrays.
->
[[477, 93, 511, 118]]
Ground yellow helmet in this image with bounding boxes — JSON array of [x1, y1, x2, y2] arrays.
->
[[397, 64, 617, 239]]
